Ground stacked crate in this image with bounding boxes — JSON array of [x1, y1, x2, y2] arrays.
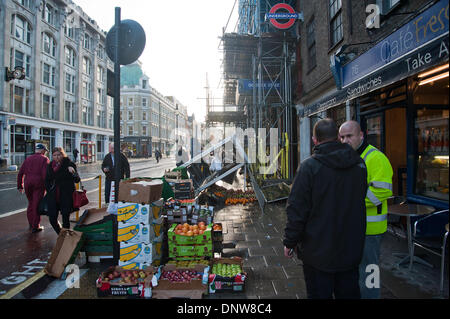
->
[[74, 207, 115, 258], [117, 200, 164, 268], [167, 223, 213, 260]]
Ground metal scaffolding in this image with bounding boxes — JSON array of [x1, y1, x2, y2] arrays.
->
[[210, 0, 298, 209]]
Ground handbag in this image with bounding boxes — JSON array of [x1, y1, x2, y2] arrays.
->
[[73, 182, 89, 210], [38, 193, 50, 216]]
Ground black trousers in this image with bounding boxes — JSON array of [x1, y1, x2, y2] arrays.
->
[[303, 264, 361, 299], [105, 179, 112, 204], [48, 206, 71, 235]]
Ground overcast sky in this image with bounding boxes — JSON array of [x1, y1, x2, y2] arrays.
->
[[73, 0, 239, 122]]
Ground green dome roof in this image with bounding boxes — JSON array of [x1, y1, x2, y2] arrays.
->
[[120, 63, 144, 87]]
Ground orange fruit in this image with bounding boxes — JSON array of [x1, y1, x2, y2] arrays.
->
[[186, 231, 193, 237]]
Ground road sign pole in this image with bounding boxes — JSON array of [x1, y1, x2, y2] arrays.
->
[[114, 7, 121, 204]]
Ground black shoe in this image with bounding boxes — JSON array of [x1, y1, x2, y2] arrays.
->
[[31, 226, 44, 233]]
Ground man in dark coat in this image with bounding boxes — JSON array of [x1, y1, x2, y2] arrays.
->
[[102, 143, 130, 204], [17, 143, 50, 233], [283, 118, 368, 299]]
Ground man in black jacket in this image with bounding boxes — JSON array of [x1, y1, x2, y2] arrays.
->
[[283, 118, 367, 299], [102, 143, 130, 204]]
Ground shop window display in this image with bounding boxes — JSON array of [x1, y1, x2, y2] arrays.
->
[[415, 108, 449, 201]]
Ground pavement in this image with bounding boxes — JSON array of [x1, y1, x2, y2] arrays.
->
[[0, 171, 448, 300]]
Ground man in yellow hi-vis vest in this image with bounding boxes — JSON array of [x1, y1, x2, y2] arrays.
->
[[339, 121, 393, 299]]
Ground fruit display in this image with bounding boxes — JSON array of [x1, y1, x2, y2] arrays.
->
[[212, 263, 242, 278], [215, 189, 256, 205], [173, 222, 208, 236], [161, 270, 203, 283], [99, 268, 154, 285]]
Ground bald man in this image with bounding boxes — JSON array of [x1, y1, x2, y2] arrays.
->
[[339, 121, 393, 299]]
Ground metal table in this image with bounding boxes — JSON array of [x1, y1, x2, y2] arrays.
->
[[388, 203, 435, 269]]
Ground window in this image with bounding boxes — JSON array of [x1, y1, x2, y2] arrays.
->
[[64, 24, 74, 39], [128, 126, 134, 136], [65, 46, 76, 67], [142, 98, 148, 107], [11, 15, 31, 44], [97, 110, 106, 128], [42, 94, 56, 119], [306, 17, 316, 71], [108, 111, 113, 129], [64, 101, 77, 123], [84, 33, 91, 50], [65, 73, 76, 94], [97, 66, 105, 82], [329, 0, 343, 47], [11, 125, 31, 153], [18, 0, 32, 9], [128, 98, 134, 106], [142, 80, 147, 89], [43, 4, 55, 26], [82, 81, 92, 100], [142, 126, 147, 136], [12, 85, 30, 115], [12, 49, 31, 78], [40, 128, 55, 152], [82, 105, 92, 125], [83, 57, 92, 75], [97, 45, 105, 60], [97, 88, 105, 104], [42, 63, 55, 86], [63, 131, 76, 154], [377, 0, 401, 15], [414, 107, 449, 201], [128, 111, 133, 120], [42, 32, 56, 57], [143, 111, 147, 121]]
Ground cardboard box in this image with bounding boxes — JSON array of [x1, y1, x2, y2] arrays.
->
[[96, 266, 155, 298], [75, 207, 111, 227], [44, 229, 84, 278], [164, 170, 182, 179], [118, 261, 152, 270], [120, 242, 153, 263], [119, 178, 163, 204], [152, 264, 208, 299], [117, 223, 151, 243], [117, 202, 151, 224], [168, 224, 212, 245], [209, 257, 247, 293]]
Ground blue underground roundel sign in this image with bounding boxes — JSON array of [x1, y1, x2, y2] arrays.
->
[[267, 3, 299, 30]]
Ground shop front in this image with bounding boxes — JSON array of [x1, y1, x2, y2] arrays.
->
[[121, 136, 152, 158], [300, 0, 449, 209]]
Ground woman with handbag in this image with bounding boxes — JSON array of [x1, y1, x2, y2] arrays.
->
[[45, 147, 81, 234]]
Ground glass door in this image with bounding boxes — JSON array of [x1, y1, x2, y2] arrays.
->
[[361, 113, 384, 152]]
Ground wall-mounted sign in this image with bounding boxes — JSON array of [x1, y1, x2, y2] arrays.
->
[[266, 3, 303, 30], [341, 0, 449, 88]]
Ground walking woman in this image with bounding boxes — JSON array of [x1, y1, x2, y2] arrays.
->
[[45, 147, 80, 234]]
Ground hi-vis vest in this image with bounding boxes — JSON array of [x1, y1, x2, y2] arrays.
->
[[361, 144, 393, 235]]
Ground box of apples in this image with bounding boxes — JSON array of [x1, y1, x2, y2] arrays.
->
[[152, 264, 209, 299], [96, 266, 157, 297], [208, 257, 247, 293]]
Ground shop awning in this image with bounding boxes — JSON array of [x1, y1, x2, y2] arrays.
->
[[299, 33, 449, 117]]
